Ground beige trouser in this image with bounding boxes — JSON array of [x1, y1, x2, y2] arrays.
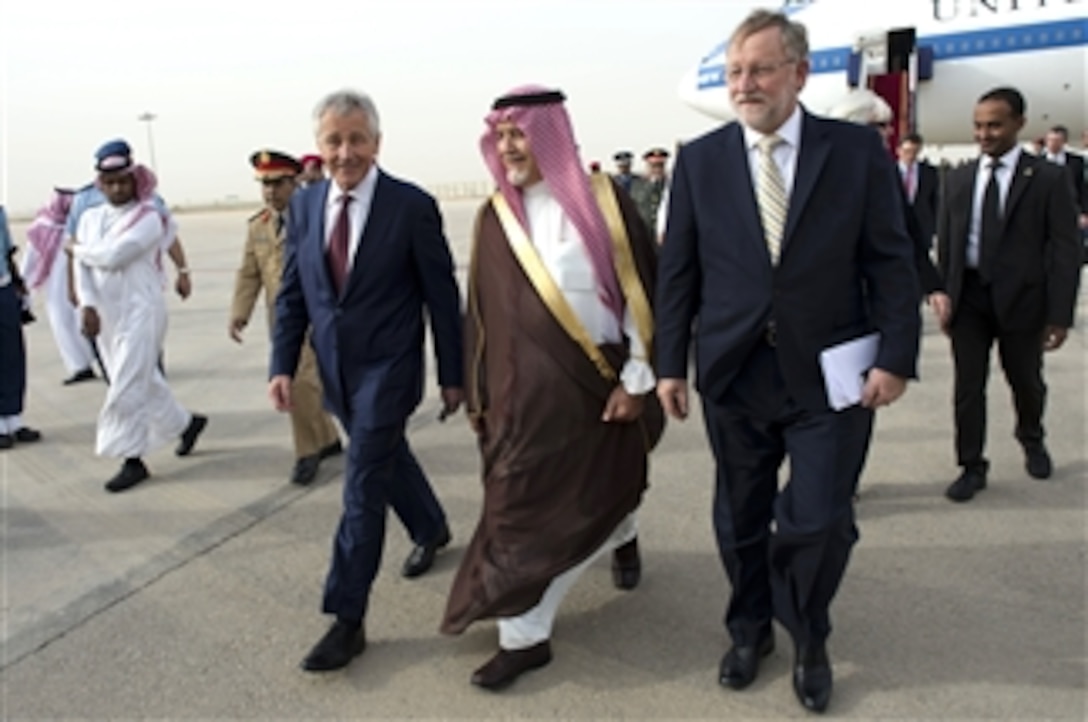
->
[[289, 341, 340, 459]]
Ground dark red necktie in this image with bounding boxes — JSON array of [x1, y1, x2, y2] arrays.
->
[[327, 194, 352, 294]]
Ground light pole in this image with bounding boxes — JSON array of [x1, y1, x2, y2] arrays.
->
[[137, 111, 157, 172]]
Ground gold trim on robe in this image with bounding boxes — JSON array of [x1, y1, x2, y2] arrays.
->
[[490, 192, 618, 383], [589, 172, 654, 359], [466, 204, 488, 423]]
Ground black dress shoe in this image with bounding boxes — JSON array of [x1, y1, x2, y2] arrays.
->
[[0, 434, 12, 450], [793, 642, 833, 713], [612, 537, 641, 590], [402, 526, 451, 578], [946, 466, 987, 502], [719, 628, 775, 690], [320, 440, 343, 459], [175, 414, 208, 456], [471, 641, 553, 690], [300, 620, 366, 672], [13, 427, 41, 443], [63, 368, 97, 385], [1023, 442, 1052, 479], [105, 459, 150, 493], [290, 454, 321, 485]]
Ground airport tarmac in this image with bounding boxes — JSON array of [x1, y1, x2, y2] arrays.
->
[[1, 201, 1085, 720]]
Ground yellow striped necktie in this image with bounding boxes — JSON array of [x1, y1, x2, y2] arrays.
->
[[757, 134, 787, 264]]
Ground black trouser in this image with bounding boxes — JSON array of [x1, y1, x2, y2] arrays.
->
[[0, 284, 26, 417], [950, 271, 1045, 470], [702, 341, 872, 648]]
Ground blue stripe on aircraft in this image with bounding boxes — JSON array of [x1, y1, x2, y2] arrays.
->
[[698, 18, 1088, 89]]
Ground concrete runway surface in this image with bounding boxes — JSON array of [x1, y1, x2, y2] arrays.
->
[[1, 201, 1085, 720]]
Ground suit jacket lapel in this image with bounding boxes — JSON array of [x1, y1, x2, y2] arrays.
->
[[311, 179, 330, 239], [308, 179, 338, 298], [1003, 153, 1035, 222], [343, 171, 392, 294], [721, 125, 764, 258], [782, 113, 830, 254], [951, 160, 978, 262]]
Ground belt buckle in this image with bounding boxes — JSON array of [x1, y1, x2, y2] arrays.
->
[[765, 321, 777, 347]]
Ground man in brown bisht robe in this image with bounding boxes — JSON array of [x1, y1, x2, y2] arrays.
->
[[441, 85, 664, 690]]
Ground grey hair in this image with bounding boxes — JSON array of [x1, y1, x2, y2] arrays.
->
[[312, 89, 381, 136], [825, 88, 892, 125], [730, 9, 809, 61]]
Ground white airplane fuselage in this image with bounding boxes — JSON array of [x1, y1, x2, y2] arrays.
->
[[680, 0, 1087, 144]]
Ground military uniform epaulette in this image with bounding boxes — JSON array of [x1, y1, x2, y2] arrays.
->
[[249, 207, 271, 223]]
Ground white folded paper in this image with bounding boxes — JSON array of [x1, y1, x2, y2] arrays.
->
[[819, 332, 880, 411]]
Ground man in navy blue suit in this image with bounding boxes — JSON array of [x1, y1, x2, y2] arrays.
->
[[655, 10, 920, 713], [270, 89, 464, 672]]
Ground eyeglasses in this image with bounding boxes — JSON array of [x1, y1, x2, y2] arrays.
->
[[726, 59, 797, 84]]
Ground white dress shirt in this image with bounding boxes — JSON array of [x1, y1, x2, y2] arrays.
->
[[655, 183, 671, 241], [967, 145, 1021, 269], [324, 164, 379, 268], [520, 181, 655, 395], [742, 104, 803, 198]]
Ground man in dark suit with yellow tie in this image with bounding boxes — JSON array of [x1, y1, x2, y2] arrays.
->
[[270, 89, 464, 672], [656, 9, 920, 713], [935, 88, 1080, 502]]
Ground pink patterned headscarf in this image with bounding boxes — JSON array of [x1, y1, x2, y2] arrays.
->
[[24, 188, 74, 290], [481, 85, 622, 322], [95, 164, 164, 234]]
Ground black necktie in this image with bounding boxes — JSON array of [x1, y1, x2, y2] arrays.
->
[[276, 212, 285, 237], [979, 159, 1002, 282]]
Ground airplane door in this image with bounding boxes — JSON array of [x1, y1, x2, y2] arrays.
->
[[850, 27, 919, 154]]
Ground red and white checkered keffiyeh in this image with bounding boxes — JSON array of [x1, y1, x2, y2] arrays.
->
[[93, 164, 169, 276], [480, 84, 622, 322], [24, 189, 74, 290]]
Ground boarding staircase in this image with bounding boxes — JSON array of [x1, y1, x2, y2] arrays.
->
[[848, 27, 934, 152]]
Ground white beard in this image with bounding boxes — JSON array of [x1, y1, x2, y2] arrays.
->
[[506, 166, 531, 187]]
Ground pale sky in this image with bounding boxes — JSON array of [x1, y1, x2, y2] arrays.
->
[[0, 0, 768, 216]]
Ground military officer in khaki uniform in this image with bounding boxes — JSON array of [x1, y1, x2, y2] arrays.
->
[[230, 150, 341, 485]]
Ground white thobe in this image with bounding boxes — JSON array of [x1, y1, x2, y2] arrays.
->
[[20, 237, 96, 374], [520, 181, 655, 395], [74, 203, 188, 458]]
